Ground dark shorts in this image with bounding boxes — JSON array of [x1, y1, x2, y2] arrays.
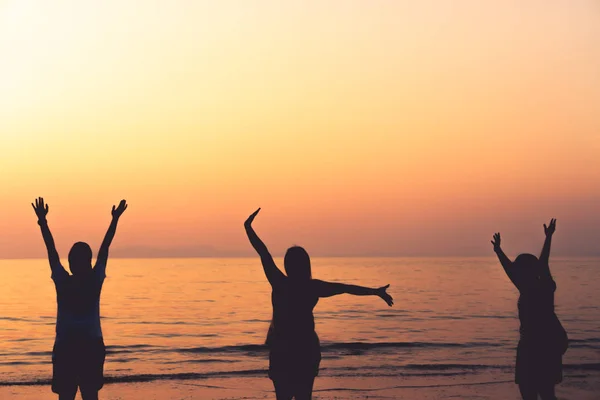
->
[[515, 339, 563, 385], [268, 335, 321, 382], [52, 338, 106, 394]]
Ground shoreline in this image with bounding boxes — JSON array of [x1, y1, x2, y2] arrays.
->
[[1, 373, 599, 399]]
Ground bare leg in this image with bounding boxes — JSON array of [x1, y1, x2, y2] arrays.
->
[[81, 389, 99, 400], [519, 383, 538, 400], [273, 380, 293, 400], [58, 388, 77, 400], [538, 384, 557, 400], [294, 376, 316, 400]]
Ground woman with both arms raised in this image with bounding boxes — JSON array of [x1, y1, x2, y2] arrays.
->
[[32, 197, 128, 400], [492, 219, 568, 400]]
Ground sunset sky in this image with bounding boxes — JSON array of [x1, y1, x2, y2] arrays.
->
[[1, 1, 599, 259]]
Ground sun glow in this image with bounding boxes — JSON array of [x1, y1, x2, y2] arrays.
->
[[0, 0, 599, 258]]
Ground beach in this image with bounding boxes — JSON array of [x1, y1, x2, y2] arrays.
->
[[3, 0, 600, 397], [2, 373, 600, 399]]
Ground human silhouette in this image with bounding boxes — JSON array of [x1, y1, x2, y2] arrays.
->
[[491, 219, 568, 400], [32, 197, 128, 400], [244, 208, 393, 400]]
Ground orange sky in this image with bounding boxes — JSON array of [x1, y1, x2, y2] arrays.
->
[[0, 1, 599, 258]]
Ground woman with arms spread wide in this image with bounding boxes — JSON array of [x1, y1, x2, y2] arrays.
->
[[244, 208, 393, 400], [492, 219, 568, 400]]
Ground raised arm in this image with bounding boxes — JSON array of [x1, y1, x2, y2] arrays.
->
[[95, 200, 128, 275], [539, 218, 556, 279], [244, 208, 285, 287], [32, 197, 65, 275], [314, 280, 393, 306], [491, 232, 519, 288]]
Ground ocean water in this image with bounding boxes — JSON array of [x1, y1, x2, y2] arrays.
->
[[0, 257, 598, 388]]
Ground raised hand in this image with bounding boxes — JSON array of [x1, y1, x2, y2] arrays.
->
[[245, 208, 261, 228], [111, 200, 128, 219], [491, 232, 501, 251], [31, 197, 49, 221], [544, 218, 557, 237], [377, 284, 394, 306]]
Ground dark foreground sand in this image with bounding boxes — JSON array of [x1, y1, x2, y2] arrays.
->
[[1, 373, 599, 399]]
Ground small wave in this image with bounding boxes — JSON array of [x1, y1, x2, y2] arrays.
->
[[11, 341, 506, 358], [564, 363, 600, 371], [0, 317, 37, 323], [0, 367, 473, 386], [403, 363, 510, 371], [467, 315, 514, 320], [566, 339, 600, 350], [19, 341, 484, 360], [313, 379, 515, 392], [107, 344, 162, 354], [90, 340, 595, 356], [162, 359, 239, 365], [0, 369, 268, 387], [321, 341, 502, 351], [9, 350, 52, 358], [399, 362, 600, 372], [153, 341, 502, 356], [177, 344, 266, 354], [115, 321, 188, 325], [570, 338, 600, 343], [0, 361, 37, 366], [3, 363, 599, 387]]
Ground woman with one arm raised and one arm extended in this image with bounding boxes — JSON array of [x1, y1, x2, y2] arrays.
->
[[32, 197, 128, 400], [491, 219, 567, 400], [244, 208, 392, 400]]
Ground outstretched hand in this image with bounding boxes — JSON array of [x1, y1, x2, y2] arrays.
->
[[491, 233, 501, 251], [245, 208, 261, 228], [544, 218, 557, 237], [112, 200, 128, 219], [377, 284, 394, 306], [31, 197, 49, 221]]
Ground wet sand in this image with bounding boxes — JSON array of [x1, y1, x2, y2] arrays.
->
[[2, 373, 599, 399]]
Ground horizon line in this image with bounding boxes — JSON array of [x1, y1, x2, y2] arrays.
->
[[1, 254, 598, 261]]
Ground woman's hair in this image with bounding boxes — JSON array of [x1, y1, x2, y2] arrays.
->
[[68, 242, 93, 275], [284, 246, 312, 280], [513, 253, 540, 280]]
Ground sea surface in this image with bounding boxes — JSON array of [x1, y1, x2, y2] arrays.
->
[[0, 257, 599, 389]]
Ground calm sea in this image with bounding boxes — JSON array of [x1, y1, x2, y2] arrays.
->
[[0, 257, 598, 387]]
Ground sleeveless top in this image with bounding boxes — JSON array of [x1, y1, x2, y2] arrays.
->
[[517, 277, 567, 352], [266, 279, 319, 348]]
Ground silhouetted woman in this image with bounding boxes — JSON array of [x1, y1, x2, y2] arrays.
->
[[492, 219, 568, 400], [244, 208, 393, 400], [32, 197, 128, 400]]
